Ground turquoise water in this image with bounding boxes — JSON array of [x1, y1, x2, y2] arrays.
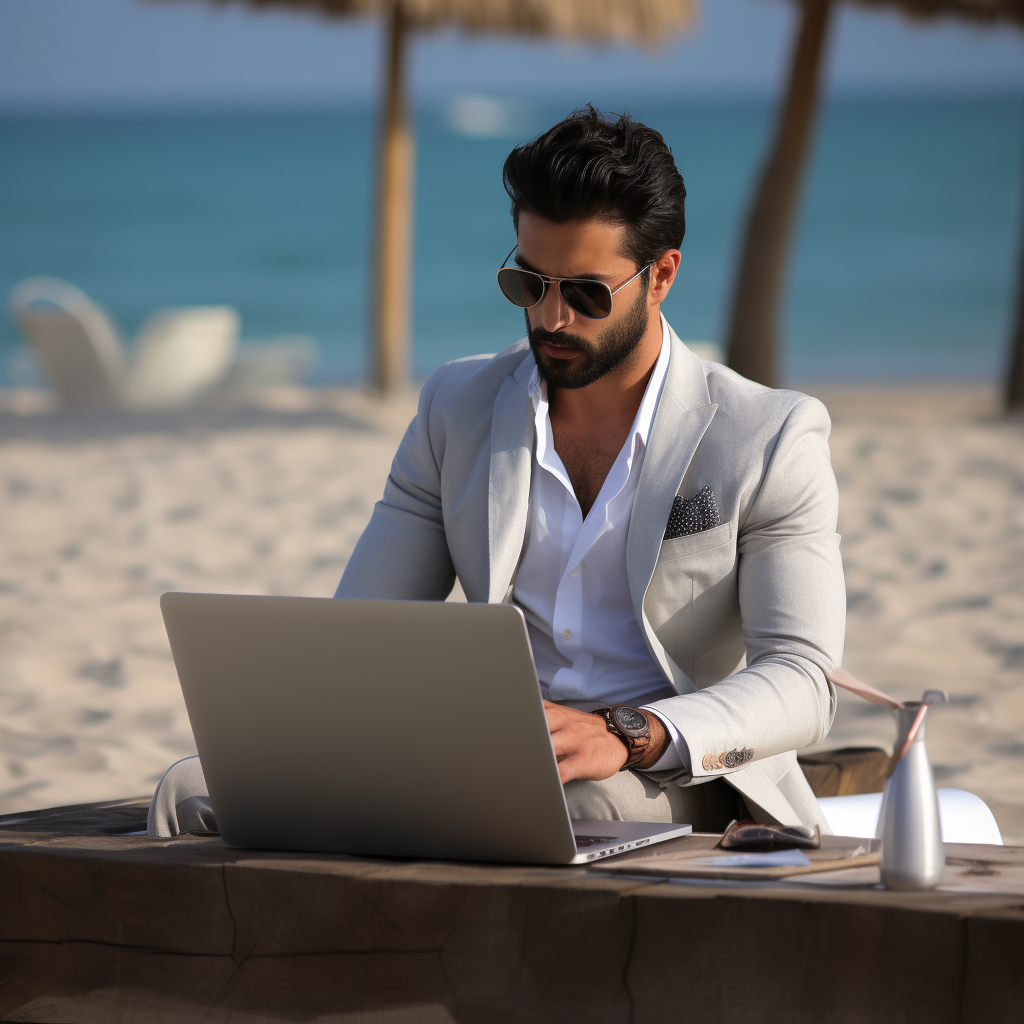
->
[[1, 97, 1022, 384]]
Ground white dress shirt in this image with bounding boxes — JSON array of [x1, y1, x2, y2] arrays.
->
[[512, 318, 688, 772]]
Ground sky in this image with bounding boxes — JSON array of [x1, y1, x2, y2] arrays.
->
[[1, 0, 1023, 111]]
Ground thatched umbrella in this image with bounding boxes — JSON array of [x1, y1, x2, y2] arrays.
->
[[160, 1, 697, 393], [726, 0, 1024, 411]]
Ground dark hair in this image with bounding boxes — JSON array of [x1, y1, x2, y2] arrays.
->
[[502, 105, 686, 270]]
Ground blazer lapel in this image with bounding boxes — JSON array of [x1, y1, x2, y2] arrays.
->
[[487, 355, 536, 603], [627, 325, 717, 676]]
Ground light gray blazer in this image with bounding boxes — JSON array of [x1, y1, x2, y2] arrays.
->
[[337, 324, 845, 829]]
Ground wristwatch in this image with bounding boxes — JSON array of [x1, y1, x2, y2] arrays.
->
[[595, 706, 652, 771]]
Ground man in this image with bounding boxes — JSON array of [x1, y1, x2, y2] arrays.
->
[[149, 107, 844, 837]]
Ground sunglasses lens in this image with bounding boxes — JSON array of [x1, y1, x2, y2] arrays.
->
[[497, 268, 545, 308], [560, 280, 613, 319]]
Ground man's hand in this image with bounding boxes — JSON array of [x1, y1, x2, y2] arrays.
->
[[543, 701, 669, 784]]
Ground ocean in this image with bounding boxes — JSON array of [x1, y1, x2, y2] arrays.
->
[[1, 96, 1022, 386]]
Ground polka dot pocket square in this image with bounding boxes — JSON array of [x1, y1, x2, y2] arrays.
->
[[664, 485, 720, 539]]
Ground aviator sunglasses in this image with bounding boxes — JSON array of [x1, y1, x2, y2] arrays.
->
[[496, 246, 652, 320]]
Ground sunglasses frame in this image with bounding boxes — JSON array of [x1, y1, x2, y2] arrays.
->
[[496, 245, 653, 320]]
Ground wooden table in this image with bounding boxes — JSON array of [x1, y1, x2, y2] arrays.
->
[[1, 799, 1021, 1024]]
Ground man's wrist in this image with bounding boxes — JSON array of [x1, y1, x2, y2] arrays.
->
[[594, 706, 670, 771], [639, 706, 689, 773], [632, 710, 669, 770]]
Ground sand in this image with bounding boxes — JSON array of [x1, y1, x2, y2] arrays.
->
[[1, 382, 1021, 842]]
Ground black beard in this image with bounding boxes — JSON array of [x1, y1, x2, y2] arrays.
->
[[526, 286, 649, 390]]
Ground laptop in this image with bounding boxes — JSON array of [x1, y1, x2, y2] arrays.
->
[[160, 592, 691, 865]]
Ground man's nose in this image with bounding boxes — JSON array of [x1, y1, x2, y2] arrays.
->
[[534, 282, 575, 333]]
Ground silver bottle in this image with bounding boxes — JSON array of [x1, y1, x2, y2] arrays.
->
[[876, 695, 946, 890]]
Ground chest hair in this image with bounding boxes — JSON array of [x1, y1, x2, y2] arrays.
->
[[553, 423, 631, 518]]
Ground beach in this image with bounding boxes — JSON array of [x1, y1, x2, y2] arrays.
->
[[1, 382, 1021, 842]]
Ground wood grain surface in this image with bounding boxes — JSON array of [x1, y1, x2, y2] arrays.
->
[[1, 799, 1022, 1024]]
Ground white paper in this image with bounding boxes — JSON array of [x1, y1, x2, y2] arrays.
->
[[687, 849, 812, 868]]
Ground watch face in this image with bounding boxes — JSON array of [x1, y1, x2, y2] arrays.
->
[[614, 707, 647, 735]]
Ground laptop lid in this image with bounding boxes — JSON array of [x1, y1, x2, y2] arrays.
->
[[161, 593, 581, 864]]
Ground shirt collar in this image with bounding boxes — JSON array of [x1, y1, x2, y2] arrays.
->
[[528, 313, 672, 450], [633, 314, 671, 446]]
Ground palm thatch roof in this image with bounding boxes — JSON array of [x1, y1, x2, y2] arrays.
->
[[847, 0, 1024, 26], [173, 0, 698, 44]]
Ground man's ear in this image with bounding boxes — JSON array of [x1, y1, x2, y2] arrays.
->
[[649, 249, 682, 303]]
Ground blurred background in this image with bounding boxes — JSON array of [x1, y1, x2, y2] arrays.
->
[[2, 0, 1023, 386], [1, 0, 1023, 840]]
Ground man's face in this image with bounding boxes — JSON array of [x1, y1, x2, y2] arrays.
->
[[516, 212, 650, 390]]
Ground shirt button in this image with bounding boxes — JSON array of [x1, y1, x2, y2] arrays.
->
[[562, 629, 572, 640], [569, 570, 578, 577]]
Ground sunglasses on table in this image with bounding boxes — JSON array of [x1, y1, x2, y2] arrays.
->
[[496, 246, 653, 320]]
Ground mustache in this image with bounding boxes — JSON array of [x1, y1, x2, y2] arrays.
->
[[527, 327, 593, 353]]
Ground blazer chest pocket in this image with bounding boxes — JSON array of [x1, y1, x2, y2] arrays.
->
[[646, 520, 739, 685], [658, 521, 733, 563]]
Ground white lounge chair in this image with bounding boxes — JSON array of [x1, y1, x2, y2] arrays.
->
[[126, 306, 241, 409], [9, 277, 317, 411], [9, 277, 239, 411], [222, 334, 319, 391], [819, 789, 1003, 845]]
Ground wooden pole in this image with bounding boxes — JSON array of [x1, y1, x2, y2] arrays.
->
[[371, 2, 413, 394], [725, 0, 833, 388], [1005, 120, 1024, 412]]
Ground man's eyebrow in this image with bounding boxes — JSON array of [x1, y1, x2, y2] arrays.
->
[[514, 253, 546, 274], [512, 253, 609, 281]]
